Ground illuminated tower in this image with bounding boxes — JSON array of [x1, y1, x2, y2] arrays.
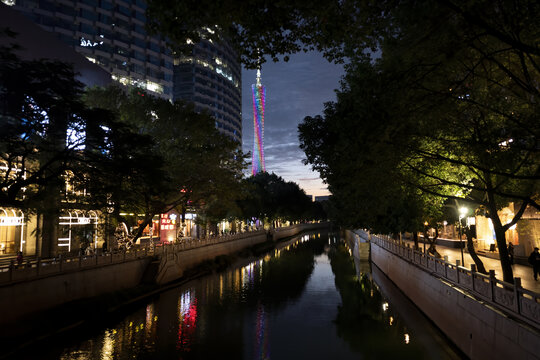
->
[[251, 69, 266, 175]]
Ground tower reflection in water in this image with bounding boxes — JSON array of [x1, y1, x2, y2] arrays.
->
[[255, 302, 270, 360], [177, 289, 198, 351]]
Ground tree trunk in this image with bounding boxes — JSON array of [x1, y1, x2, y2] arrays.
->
[[492, 218, 514, 284], [484, 177, 515, 283], [40, 211, 57, 257], [412, 232, 419, 250], [424, 227, 441, 258], [464, 227, 487, 274], [132, 213, 154, 244]]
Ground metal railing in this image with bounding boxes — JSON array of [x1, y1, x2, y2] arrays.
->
[[368, 231, 540, 330], [152, 229, 266, 255], [0, 229, 268, 285], [0, 224, 329, 286], [0, 247, 152, 285]]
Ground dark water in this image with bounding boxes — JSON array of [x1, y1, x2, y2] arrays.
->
[[16, 231, 463, 359]]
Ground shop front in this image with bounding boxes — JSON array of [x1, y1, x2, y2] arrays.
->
[[0, 208, 25, 255], [473, 204, 539, 258], [158, 211, 197, 243], [58, 210, 100, 254]]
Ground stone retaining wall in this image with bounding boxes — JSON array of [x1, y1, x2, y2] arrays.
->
[[0, 223, 331, 325], [370, 234, 540, 360], [156, 222, 330, 284], [0, 257, 151, 325]]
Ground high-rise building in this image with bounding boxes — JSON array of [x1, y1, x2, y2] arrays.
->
[[173, 37, 242, 142], [251, 69, 266, 175], [2, 0, 174, 100], [0, 3, 111, 87]]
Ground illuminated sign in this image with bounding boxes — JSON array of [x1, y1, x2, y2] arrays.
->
[[80, 37, 103, 47], [0, 217, 24, 226], [160, 213, 176, 231]]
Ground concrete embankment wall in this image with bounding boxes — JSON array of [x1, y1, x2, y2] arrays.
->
[[157, 222, 330, 284], [0, 222, 331, 326], [0, 257, 151, 325], [272, 222, 329, 241], [156, 232, 268, 284], [345, 229, 370, 260], [371, 240, 540, 360]]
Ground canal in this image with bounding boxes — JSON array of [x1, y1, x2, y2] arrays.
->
[[11, 231, 463, 359]]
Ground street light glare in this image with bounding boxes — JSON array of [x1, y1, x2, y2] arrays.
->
[[459, 207, 468, 217]]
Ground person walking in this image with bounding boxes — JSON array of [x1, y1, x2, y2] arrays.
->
[[16, 251, 23, 268], [508, 242, 514, 265], [528, 247, 540, 281]]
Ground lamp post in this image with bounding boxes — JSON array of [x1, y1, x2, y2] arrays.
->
[[458, 207, 467, 266], [423, 221, 428, 254], [170, 213, 178, 242]]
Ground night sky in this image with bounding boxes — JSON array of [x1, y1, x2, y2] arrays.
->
[[241, 51, 344, 198]]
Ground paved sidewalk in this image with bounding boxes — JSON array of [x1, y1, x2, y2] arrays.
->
[[403, 240, 540, 293]]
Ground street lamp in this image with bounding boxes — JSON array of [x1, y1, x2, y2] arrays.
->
[[170, 214, 178, 242], [458, 206, 467, 266], [423, 221, 428, 253]]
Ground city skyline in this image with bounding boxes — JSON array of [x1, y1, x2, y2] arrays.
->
[[242, 52, 344, 197]]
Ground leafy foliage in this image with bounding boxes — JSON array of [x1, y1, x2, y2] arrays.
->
[[83, 85, 247, 238], [238, 172, 325, 225]]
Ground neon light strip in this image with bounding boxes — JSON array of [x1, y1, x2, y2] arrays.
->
[[251, 83, 266, 175]]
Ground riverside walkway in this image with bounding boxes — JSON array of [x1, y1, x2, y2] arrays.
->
[[0, 223, 330, 285], [402, 239, 540, 293], [0, 229, 268, 284], [367, 232, 540, 360]]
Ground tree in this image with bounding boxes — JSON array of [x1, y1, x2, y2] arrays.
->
[[298, 59, 447, 256], [300, 24, 539, 283], [0, 34, 117, 256], [147, 0, 539, 282], [84, 85, 246, 241], [0, 38, 88, 210], [238, 172, 314, 227]]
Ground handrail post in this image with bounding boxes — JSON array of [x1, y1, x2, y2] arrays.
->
[[489, 270, 496, 302], [37, 257, 42, 276], [470, 264, 476, 291], [513, 277, 522, 314], [456, 260, 461, 283], [9, 260, 14, 281]]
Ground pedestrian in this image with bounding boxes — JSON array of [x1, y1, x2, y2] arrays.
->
[[16, 251, 23, 268], [102, 241, 107, 254], [508, 242, 514, 265], [528, 247, 540, 281]]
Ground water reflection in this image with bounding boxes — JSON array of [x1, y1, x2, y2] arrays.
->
[[13, 232, 460, 360], [177, 289, 197, 351], [254, 303, 270, 360]]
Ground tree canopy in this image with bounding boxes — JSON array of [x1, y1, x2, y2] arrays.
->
[[238, 172, 325, 226], [84, 85, 247, 239], [296, 1, 539, 283]]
